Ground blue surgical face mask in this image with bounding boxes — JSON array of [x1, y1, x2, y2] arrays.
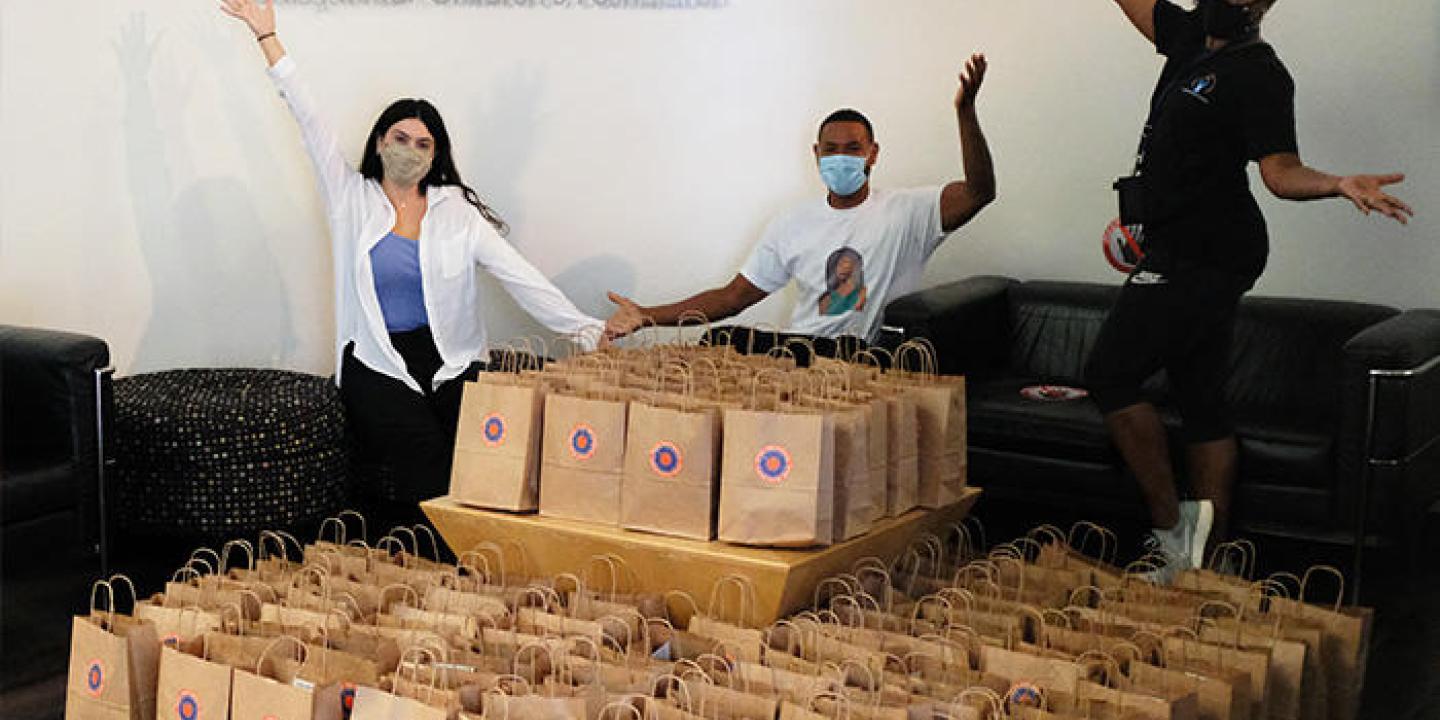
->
[[819, 154, 869, 197]]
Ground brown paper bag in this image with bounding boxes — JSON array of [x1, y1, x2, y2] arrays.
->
[[156, 643, 233, 720], [1073, 680, 1199, 720], [480, 691, 588, 719], [1258, 568, 1372, 720], [1163, 638, 1270, 720], [351, 684, 448, 720], [1130, 662, 1246, 720], [66, 612, 160, 720], [136, 603, 223, 647], [718, 406, 835, 547], [540, 390, 629, 525], [1197, 624, 1305, 720], [861, 395, 891, 520], [807, 399, 876, 542], [228, 638, 343, 720], [980, 645, 1083, 696], [899, 381, 965, 509], [451, 377, 546, 511], [621, 399, 721, 541], [878, 391, 919, 515]]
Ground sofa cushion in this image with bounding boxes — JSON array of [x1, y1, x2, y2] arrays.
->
[[968, 375, 1336, 492]]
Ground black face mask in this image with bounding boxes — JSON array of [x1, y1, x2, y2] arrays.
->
[[1200, 0, 1260, 41]]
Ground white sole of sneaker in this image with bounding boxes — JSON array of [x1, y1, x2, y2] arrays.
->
[[1190, 500, 1215, 569]]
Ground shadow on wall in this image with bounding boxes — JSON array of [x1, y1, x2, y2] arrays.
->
[[464, 62, 547, 233], [117, 13, 299, 373], [471, 253, 637, 354]]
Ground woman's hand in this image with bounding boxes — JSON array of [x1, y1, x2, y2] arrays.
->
[[219, 0, 276, 38]]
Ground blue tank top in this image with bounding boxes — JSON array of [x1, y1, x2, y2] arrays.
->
[[370, 232, 429, 333]]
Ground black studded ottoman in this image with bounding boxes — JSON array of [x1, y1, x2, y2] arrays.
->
[[113, 369, 350, 541]]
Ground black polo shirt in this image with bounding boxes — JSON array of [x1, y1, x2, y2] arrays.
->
[[1139, 0, 1298, 279]]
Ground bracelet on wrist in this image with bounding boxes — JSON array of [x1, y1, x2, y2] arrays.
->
[[256, 32, 276, 43]]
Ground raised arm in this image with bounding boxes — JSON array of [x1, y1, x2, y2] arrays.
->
[[604, 275, 769, 340], [1114, 0, 1160, 44], [1258, 153, 1414, 224], [220, 0, 360, 211], [939, 53, 997, 234]]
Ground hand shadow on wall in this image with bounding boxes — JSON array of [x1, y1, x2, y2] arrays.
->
[[117, 13, 299, 373]]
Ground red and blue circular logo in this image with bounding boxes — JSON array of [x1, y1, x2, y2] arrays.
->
[[481, 413, 507, 447], [85, 659, 106, 697], [176, 690, 200, 720], [650, 442, 683, 478], [569, 424, 597, 461], [755, 446, 792, 485], [341, 682, 357, 717]]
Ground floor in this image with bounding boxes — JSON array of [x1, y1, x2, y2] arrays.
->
[[4, 509, 1439, 720]]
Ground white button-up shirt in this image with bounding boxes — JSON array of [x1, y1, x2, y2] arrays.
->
[[269, 55, 602, 394]]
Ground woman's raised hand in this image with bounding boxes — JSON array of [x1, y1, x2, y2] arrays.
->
[[219, 0, 276, 38]]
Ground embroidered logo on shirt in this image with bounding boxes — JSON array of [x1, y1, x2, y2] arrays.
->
[[1183, 73, 1217, 104], [1130, 271, 1170, 286]]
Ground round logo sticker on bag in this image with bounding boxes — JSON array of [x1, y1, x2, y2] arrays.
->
[[650, 442, 683, 478], [569, 424, 597, 461], [754, 446, 792, 485], [481, 413, 507, 447], [341, 682, 358, 714], [176, 690, 200, 720], [85, 659, 106, 697]]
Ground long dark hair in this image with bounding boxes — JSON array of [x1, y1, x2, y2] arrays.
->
[[359, 99, 510, 237]]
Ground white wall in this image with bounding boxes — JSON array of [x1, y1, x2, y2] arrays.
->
[[1, 0, 1436, 377]]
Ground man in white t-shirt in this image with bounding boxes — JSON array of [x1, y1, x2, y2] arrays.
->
[[604, 54, 997, 343]]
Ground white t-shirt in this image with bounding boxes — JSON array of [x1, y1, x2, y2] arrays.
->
[[740, 187, 947, 341]]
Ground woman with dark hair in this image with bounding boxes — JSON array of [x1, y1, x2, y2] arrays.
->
[[221, 0, 604, 532]]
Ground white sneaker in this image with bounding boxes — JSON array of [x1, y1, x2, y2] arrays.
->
[[1143, 521, 1190, 584], [1142, 499, 1214, 583]]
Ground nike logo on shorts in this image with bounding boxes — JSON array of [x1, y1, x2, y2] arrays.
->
[[1129, 271, 1169, 286]]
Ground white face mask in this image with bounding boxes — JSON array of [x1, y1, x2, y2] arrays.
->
[[379, 141, 433, 186]]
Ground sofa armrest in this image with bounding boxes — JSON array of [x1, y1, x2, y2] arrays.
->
[[1337, 310, 1440, 547], [1345, 310, 1440, 462], [882, 275, 1017, 376], [0, 325, 112, 559]]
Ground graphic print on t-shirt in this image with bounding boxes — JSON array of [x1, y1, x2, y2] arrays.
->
[[818, 247, 868, 317]]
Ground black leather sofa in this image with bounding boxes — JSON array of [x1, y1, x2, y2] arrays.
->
[[0, 325, 113, 690], [884, 276, 1440, 589]]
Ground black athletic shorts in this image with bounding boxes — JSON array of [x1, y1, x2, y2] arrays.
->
[[1083, 262, 1254, 442]]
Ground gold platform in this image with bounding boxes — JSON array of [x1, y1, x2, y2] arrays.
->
[[422, 487, 980, 625]]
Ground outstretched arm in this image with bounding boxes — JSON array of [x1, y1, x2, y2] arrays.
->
[[220, 0, 360, 214], [605, 274, 769, 339], [1258, 153, 1414, 224], [939, 53, 997, 233], [1114, 0, 1160, 44]]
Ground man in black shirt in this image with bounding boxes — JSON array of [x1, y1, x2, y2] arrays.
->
[[1086, 0, 1414, 577]]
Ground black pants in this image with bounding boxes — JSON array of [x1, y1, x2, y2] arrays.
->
[[340, 328, 484, 539], [1083, 264, 1253, 442]]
